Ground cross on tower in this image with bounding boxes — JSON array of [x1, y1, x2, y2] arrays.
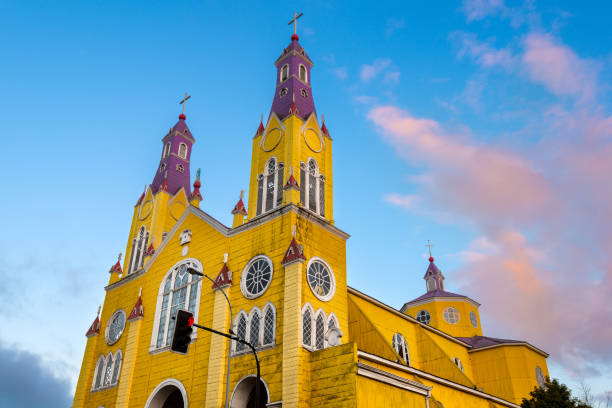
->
[[425, 240, 434, 258], [179, 92, 191, 115], [288, 12, 303, 35]]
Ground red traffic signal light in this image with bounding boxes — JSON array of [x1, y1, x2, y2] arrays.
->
[[170, 309, 194, 354]]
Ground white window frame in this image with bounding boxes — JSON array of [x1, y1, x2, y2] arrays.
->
[[443, 307, 460, 324], [280, 64, 289, 82], [301, 303, 315, 350], [149, 258, 203, 353], [163, 142, 171, 158], [453, 357, 464, 372], [105, 309, 126, 346], [300, 159, 325, 216], [231, 302, 277, 355], [301, 303, 332, 351], [92, 355, 104, 390], [240, 255, 274, 299], [299, 64, 307, 83], [178, 143, 188, 159], [91, 350, 122, 392], [416, 309, 431, 325], [128, 226, 149, 274], [306, 257, 336, 302], [257, 157, 284, 215], [392, 333, 410, 365]]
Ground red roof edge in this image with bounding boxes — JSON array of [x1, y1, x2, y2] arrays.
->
[[212, 263, 232, 289], [231, 198, 247, 216], [128, 295, 144, 321], [85, 315, 100, 337], [284, 174, 300, 191], [282, 237, 306, 265]]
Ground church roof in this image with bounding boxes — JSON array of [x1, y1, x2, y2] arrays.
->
[[456, 335, 549, 356]]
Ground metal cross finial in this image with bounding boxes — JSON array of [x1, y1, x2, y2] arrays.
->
[[425, 240, 434, 257], [179, 92, 191, 115], [240, 190, 244, 200], [288, 12, 303, 35]]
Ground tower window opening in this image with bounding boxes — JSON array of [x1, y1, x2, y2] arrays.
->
[[281, 64, 289, 82], [280, 87, 288, 97], [443, 307, 460, 324], [454, 357, 464, 372], [427, 278, 437, 292], [176, 163, 184, 173], [163, 142, 171, 158], [256, 158, 284, 216], [129, 226, 149, 274], [300, 159, 325, 217], [160, 163, 166, 173], [300, 88, 308, 97], [299, 64, 307, 82], [178, 143, 187, 159]]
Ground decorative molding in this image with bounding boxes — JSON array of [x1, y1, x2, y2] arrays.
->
[[179, 229, 192, 245], [357, 362, 431, 396]]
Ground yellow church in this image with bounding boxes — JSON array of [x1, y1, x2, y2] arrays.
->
[[73, 27, 549, 408]]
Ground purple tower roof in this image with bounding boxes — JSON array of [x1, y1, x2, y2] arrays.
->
[[150, 114, 195, 196], [270, 35, 317, 120]]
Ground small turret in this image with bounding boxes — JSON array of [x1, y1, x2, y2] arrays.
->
[[231, 190, 248, 228]]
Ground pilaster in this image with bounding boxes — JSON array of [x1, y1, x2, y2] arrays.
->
[[205, 288, 231, 408], [282, 260, 304, 408], [72, 334, 100, 408], [115, 316, 143, 407]]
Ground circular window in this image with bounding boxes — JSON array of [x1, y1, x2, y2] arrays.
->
[[279, 87, 288, 97], [106, 310, 126, 345], [307, 259, 335, 301], [470, 311, 478, 328], [241, 256, 273, 299], [536, 366, 545, 388], [416, 310, 431, 325], [443, 307, 460, 324]]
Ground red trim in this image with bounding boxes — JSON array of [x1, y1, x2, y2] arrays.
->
[[321, 121, 329, 135], [282, 237, 306, 265], [256, 120, 265, 135], [85, 316, 100, 337], [284, 174, 300, 191], [109, 260, 122, 275], [136, 191, 145, 205], [128, 296, 144, 320], [231, 198, 247, 215], [145, 243, 155, 256], [212, 263, 232, 289]]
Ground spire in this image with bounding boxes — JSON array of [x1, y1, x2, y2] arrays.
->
[[191, 168, 203, 201], [284, 166, 300, 191], [128, 288, 144, 321], [423, 241, 445, 292], [150, 95, 196, 196], [282, 234, 306, 266], [231, 190, 248, 216], [321, 114, 329, 136], [109, 253, 123, 275], [85, 306, 101, 337], [270, 15, 316, 120], [256, 114, 265, 136]]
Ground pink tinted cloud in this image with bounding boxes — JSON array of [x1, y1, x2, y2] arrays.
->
[[522, 33, 600, 102], [368, 106, 553, 224], [453, 32, 517, 69], [368, 103, 612, 376]]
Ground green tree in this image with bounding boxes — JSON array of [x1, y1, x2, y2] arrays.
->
[[521, 378, 592, 408]]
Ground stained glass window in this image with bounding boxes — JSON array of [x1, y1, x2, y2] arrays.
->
[[241, 257, 273, 298], [307, 260, 334, 301], [263, 307, 275, 345], [302, 308, 312, 347], [250, 311, 260, 348], [416, 310, 431, 325], [443, 307, 460, 324]]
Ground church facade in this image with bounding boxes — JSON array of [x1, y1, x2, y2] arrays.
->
[[73, 31, 549, 408]]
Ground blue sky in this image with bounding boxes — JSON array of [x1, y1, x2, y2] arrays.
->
[[1, 0, 611, 405]]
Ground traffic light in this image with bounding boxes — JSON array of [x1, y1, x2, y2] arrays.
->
[[171, 309, 194, 354]]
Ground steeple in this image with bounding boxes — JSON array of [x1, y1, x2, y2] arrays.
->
[[424, 256, 445, 292], [150, 112, 195, 196], [270, 32, 316, 120]]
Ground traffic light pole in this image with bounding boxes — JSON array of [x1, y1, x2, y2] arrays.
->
[[192, 323, 261, 408], [186, 267, 234, 408]]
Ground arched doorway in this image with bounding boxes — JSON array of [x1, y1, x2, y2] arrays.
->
[[230, 375, 269, 408], [145, 379, 188, 408]]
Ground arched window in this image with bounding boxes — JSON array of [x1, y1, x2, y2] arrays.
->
[[281, 64, 289, 82], [453, 357, 464, 372], [392, 333, 410, 365], [315, 312, 325, 350], [249, 309, 260, 348], [111, 350, 122, 385], [178, 143, 187, 159], [327, 313, 339, 331], [299, 64, 307, 83], [234, 312, 248, 353], [102, 353, 113, 387], [163, 142, 171, 158], [256, 158, 284, 215], [93, 356, 104, 390], [128, 226, 149, 274], [262, 303, 276, 346], [302, 304, 313, 348], [300, 159, 325, 217], [153, 260, 202, 350], [427, 278, 437, 292]]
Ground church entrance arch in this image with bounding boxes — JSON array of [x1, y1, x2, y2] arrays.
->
[[145, 378, 188, 408], [230, 375, 269, 408]]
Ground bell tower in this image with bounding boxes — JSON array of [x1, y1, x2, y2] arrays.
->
[[244, 31, 334, 224]]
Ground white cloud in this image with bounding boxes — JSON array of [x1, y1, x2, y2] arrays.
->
[[360, 58, 392, 81], [330, 67, 348, 80]]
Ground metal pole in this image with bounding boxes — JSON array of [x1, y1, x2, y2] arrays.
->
[[193, 324, 261, 408], [187, 268, 234, 408]]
